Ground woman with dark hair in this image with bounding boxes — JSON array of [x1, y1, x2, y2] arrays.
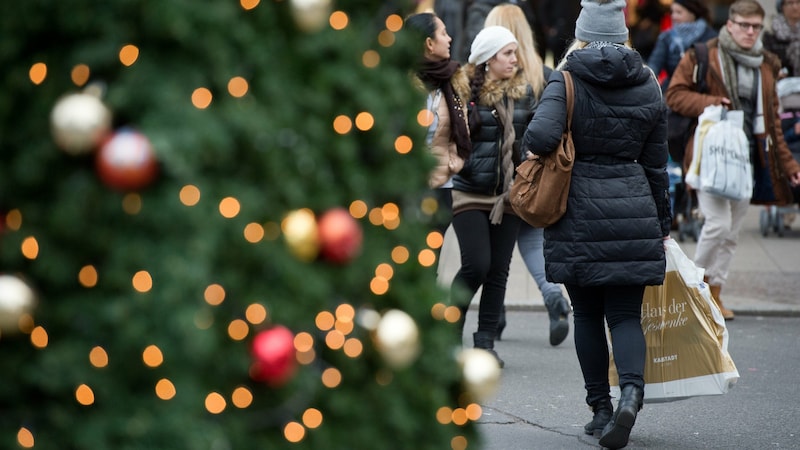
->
[[648, 0, 717, 230], [405, 12, 471, 240], [648, 0, 718, 93]]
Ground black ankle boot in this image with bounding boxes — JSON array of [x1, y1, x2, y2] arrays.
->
[[473, 331, 504, 368], [583, 398, 613, 438], [495, 306, 507, 341], [598, 384, 644, 449], [543, 293, 570, 346]]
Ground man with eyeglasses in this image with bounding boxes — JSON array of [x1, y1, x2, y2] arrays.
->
[[666, 0, 800, 320], [763, 0, 800, 76]]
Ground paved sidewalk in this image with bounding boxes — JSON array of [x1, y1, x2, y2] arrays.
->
[[437, 205, 800, 316], [441, 206, 800, 448], [467, 312, 800, 449]]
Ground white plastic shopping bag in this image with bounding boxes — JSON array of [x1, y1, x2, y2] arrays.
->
[[610, 238, 739, 403], [685, 105, 752, 200]]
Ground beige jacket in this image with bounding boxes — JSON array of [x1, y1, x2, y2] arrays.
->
[[418, 68, 470, 188]]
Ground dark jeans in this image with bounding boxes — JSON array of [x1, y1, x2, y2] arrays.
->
[[451, 210, 521, 334], [565, 284, 646, 407]]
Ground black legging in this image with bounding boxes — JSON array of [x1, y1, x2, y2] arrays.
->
[[451, 209, 521, 334], [565, 284, 646, 407]]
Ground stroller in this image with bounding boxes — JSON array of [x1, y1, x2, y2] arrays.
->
[[668, 158, 704, 242], [759, 77, 800, 237], [667, 158, 703, 242]]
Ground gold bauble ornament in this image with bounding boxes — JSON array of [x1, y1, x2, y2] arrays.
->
[[290, 0, 331, 32], [374, 309, 420, 369], [50, 92, 112, 155], [458, 348, 501, 403], [282, 208, 320, 262], [0, 275, 36, 335]]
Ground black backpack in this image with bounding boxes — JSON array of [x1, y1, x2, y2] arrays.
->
[[667, 42, 709, 164]]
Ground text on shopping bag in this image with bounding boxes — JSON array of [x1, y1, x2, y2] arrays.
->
[[639, 272, 735, 383]]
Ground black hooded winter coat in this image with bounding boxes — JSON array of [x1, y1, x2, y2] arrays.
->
[[522, 45, 671, 287]]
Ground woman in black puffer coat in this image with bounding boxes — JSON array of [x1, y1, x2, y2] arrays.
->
[[522, 0, 671, 448], [449, 26, 538, 368]]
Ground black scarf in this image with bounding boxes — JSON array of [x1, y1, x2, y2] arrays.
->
[[416, 58, 472, 159]]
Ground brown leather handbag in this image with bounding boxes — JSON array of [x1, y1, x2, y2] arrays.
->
[[510, 71, 575, 228]]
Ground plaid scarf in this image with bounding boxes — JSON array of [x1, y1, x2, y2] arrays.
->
[[717, 27, 764, 110]]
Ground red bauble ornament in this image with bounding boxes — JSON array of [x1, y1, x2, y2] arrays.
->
[[250, 326, 297, 386], [317, 208, 363, 264], [96, 129, 158, 191]]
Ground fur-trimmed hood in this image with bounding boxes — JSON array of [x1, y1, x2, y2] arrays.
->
[[463, 64, 530, 105]]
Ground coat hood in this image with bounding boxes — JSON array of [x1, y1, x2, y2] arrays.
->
[[564, 46, 653, 88]]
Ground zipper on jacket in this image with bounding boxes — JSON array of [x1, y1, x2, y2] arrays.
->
[[492, 108, 502, 194]]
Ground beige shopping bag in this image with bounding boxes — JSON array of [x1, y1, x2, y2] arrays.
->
[[609, 239, 739, 403]]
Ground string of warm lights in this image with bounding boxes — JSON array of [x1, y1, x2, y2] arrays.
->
[[1, 1, 501, 448]]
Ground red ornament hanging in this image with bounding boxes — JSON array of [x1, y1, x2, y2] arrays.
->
[[317, 207, 363, 264], [96, 128, 158, 191], [250, 326, 297, 386]]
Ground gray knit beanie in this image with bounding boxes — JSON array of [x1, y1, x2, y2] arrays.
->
[[574, 0, 629, 44]]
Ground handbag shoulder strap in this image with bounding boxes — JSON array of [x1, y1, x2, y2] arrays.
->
[[692, 42, 709, 94], [562, 71, 575, 129]]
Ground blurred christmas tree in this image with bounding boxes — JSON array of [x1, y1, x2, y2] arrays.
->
[[0, 1, 497, 448]]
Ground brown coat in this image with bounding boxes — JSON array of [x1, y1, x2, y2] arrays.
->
[[666, 38, 800, 205]]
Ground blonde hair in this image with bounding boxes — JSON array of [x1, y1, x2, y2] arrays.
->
[[556, 40, 588, 70], [484, 4, 546, 97], [555, 39, 632, 70]]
